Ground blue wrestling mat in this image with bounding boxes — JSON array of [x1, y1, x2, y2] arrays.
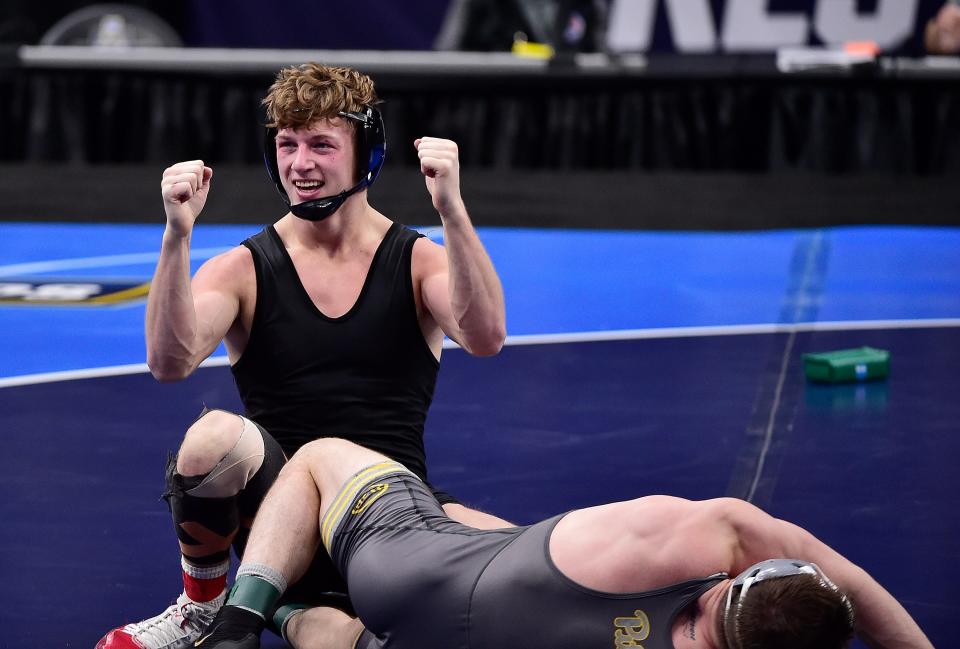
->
[[1, 223, 958, 648]]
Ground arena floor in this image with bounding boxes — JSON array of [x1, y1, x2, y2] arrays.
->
[[1, 222, 957, 648]]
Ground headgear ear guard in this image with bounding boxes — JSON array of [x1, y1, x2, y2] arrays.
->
[[722, 559, 855, 649], [263, 106, 386, 222]]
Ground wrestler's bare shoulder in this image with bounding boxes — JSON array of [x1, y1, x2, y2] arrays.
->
[[193, 244, 255, 287]]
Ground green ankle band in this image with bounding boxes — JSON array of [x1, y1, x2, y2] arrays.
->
[[228, 575, 282, 617], [274, 603, 309, 641]]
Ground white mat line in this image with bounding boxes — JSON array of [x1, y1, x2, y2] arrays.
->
[[0, 355, 237, 388], [0, 247, 231, 277], [487, 318, 960, 347], [2, 318, 958, 389], [746, 329, 797, 504]]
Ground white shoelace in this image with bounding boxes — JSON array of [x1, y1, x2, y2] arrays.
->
[[122, 594, 223, 649]]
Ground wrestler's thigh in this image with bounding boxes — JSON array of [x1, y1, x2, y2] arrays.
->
[[286, 438, 394, 516]]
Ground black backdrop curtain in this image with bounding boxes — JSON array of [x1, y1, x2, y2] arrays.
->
[[4, 65, 960, 175]]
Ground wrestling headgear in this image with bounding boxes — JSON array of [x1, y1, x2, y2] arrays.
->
[[263, 106, 386, 221], [723, 559, 855, 649]]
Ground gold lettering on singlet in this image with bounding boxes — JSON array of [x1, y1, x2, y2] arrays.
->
[[613, 610, 650, 648]]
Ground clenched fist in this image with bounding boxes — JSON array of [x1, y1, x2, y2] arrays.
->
[[415, 138, 465, 218], [161, 160, 213, 236]]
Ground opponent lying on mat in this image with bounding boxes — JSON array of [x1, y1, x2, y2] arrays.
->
[[195, 438, 933, 649]]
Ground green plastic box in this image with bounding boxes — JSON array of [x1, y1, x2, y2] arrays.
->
[[802, 347, 890, 383]]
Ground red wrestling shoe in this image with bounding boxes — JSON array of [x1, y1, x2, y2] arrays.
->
[[95, 590, 225, 649]]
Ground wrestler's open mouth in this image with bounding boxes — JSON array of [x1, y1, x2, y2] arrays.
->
[[293, 179, 325, 197]]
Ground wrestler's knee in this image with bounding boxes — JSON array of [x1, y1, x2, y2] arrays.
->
[[287, 438, 389, 482], [177, 409, 245, 476], [286, 438, 354, 471], [296, 437, 354, 457]]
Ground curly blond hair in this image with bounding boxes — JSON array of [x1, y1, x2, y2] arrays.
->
[[262, 63, 378, 130]]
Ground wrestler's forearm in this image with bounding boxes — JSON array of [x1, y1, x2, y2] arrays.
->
[[790, 528, 934, 649], [145, 229, 200, 380], [440, 206, 506, 356], [735, 504, 934, 649], [844, 567, 934, 649]]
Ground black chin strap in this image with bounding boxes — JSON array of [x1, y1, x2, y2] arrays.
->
[[288, 182, 366, 221]]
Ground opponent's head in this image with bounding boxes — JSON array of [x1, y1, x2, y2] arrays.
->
[[262, 63, 386, 221], [718, 559, 855, 649]]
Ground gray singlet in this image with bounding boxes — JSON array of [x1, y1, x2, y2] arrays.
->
[[320, 462, 725, 649]]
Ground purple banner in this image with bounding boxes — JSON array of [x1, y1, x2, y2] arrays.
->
[[183, 0, 945, 55], [185, 0, 452, 50]]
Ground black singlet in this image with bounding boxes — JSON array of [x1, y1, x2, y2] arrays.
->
[[230, 223, 439, 481]]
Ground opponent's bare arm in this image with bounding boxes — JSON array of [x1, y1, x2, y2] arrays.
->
[[146, 161, 242, 381], [415, 138, 505, 356], [722, 498, 934, 649]]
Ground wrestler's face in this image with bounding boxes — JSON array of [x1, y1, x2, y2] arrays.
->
[[276, 117, 356, 205]]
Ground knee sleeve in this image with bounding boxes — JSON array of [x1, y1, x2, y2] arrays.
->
[[163, 413, 284, 564], [232, 419, 286, 558], [236, 420, 286, 519], [354, 629, 379, 649], [185, 414, 268, 498], [163, 454, 240, 565]]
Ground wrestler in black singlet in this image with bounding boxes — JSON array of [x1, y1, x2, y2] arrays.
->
[[231, 222, 446, 608], [232, 222, 439, 475]]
